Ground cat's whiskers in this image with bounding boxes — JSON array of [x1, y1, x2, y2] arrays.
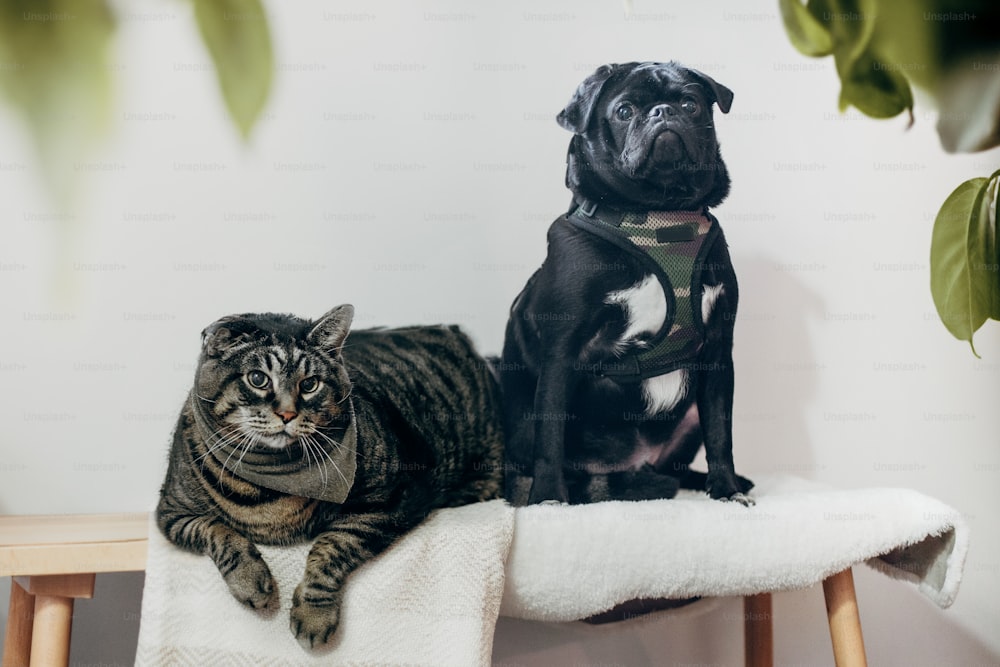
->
[[196, 424, 245, 465], [299, 435, 330, 489], [221, 423, 257, 476], [313, 428, 361, 459], [307, 438, 324, 484], [295, 432, 317, 473], [196, 428, 249, 479], [293, 422, 331, 487], [233, 433, 259, 473], [304, 433, 349, 489]]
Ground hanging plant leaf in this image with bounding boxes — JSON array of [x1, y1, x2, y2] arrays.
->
[[969, 173, 1000, 321], [193, 0, 273, 139], [814, 0, 873, 60], [835, 48, 914, 119], [779, 0, 835, 57], [930, 172, 1000, 355], [779, 0, 915, 122], [825, 0, 914, 120], [0, 0, 116, 205]]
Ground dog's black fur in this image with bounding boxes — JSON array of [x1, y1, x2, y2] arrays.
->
[[501, 62, 752, 506]]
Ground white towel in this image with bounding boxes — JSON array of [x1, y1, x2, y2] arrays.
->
[[136, 499, 515, 667], [500, 475, 968, 621], [137, 476, 968, 665]]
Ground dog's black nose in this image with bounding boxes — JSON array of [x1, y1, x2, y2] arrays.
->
[[648, 104, 676, 118]]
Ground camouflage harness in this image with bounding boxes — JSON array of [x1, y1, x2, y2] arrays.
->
[[566, 199, 721, 382]]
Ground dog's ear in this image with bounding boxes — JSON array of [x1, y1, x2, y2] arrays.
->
[[686, 67, 733, 114], [557, 63, 630, 134]]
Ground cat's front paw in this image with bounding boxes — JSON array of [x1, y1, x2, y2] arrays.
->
[[223, 551, 278, 610], [290, 581, 342, 649]]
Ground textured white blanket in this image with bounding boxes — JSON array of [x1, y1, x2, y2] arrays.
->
[[136, 500, 515, 667], [500, 475, 968, 621], [137, 476, 968, 665]]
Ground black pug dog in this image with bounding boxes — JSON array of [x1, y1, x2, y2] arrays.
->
[[501, 61, 753, 507]]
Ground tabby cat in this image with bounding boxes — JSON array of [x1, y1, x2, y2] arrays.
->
[[156, 304, 504, 648]]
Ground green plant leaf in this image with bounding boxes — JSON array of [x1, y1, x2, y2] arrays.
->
[[864, 0, 938, 93], [193, 0, 273, 139], [779, 0, 834, 57], [0, 0, 116, 206], [819, 0, 915, 120], [778, 0, 916, 121], [930, 174, 1000, 355], [968, 172, 1000, 321], [814, 0, 873, 61], [835, 47, 914, 119]]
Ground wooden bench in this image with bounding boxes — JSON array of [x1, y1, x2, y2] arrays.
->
[[1, 513, 867, 666], [1, 514, 147, 667]]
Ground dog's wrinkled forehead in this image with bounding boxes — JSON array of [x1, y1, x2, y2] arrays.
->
[[619, 63, 697, 100], [557, 61, 732, 135], [617, 62, 732, 112]]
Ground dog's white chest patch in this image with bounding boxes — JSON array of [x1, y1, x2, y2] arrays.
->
[[605, 275, 724, 416], [702, 283, 724, 324], [605, 276, 725, 347], [605, 273, 666, 345], [642, 369, 689, 415]]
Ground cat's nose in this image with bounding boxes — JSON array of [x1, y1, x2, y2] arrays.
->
[[276, 410, 297, 424]]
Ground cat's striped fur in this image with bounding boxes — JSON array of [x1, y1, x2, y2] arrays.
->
[[156, 305, 504, 648]]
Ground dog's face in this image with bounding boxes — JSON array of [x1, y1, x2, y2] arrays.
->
[[558, 62, 733, 210]]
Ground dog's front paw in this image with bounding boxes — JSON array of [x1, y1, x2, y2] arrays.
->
[[223, 550, 278, 610], [527, 462, 569, 505], [706, 469, 753, 506], [290, 581, 342, 649], [528, 484, 568, 505], [723, 492, 755, 507]]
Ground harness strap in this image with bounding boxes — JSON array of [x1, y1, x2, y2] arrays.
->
[[566, 199, 720, 381]]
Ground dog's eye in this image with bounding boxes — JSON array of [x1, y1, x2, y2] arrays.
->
[[681, 98, 699, 114], [615, 103, 635, 121], [246, 370, 270, 389]]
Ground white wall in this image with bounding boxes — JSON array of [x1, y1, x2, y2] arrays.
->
[[1, 1, 998, 665]]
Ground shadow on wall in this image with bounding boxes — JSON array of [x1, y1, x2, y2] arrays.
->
[[0, 572, 144, 663], [730, 254, 825, 480], [493, 598, 745, 667], [69, 572, 146, 663], [851, 567, 1000, 666]]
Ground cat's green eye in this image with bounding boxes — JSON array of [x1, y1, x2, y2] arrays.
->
[[246, 370, 270, 389], [300, 376, 320, 394]]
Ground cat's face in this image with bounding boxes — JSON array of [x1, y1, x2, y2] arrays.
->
[[193, 305, 355, 452]]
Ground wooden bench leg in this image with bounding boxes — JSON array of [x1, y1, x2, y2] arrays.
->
[[3, 579, 35, 667], [744, 592, 773, 667], [5, 574, 96, 667], [31, 593, 80, 667], [823, 568, 868, 667]]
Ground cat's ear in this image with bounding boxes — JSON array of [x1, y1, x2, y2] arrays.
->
[[307, 304, 354, 355], [201, 316, 255, 358]]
